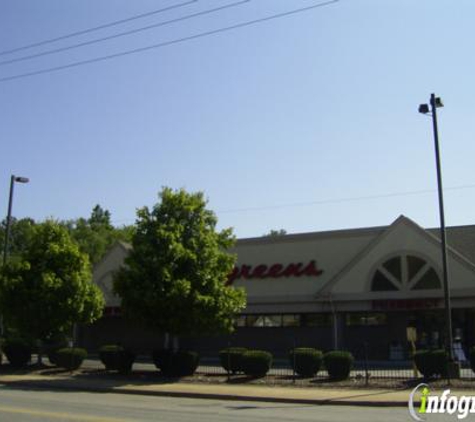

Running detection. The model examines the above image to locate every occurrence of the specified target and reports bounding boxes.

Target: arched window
[371,254,441,292]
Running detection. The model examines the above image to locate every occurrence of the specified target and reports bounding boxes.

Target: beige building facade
[82,216,475,359]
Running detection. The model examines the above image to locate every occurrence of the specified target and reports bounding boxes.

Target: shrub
[219,347,248,374]
[241,350,272,377]
[99,345,136,374]
[152,349,199,377]
[3,338,32,368]
[324,351,354,380]
[55,348,87,370]
[99,345,124,371]
[43,339,69,366]
[116,350,136,375]
[414,349,448,378]
[289,348,323,377]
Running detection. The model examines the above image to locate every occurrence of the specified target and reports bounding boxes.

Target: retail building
[81,216,475,359]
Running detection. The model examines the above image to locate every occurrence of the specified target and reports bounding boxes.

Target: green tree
[0,220,104,343]
[64,205,134,265]
[89,204,112,229]
[113,187,246,345]
[0,217,36,258]
[263,229,287,237]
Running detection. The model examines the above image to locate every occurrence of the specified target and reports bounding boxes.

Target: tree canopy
[263,229,287,237]
[0,220,104,341]
[1,205,134,266]
[113,187,246,337]
[0,217,36,258]
[63,205,134,265]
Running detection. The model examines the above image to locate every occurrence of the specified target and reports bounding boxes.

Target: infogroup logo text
[409,383,475,420]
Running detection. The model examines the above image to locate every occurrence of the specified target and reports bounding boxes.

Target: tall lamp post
[2,175,29,265]
[1,174,29,336]
[418,94,458,377]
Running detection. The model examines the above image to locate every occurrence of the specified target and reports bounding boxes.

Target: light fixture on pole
[1,174,29,336]
[418,94,459,378]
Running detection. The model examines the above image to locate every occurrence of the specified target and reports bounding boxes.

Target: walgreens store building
[84,216,475,359]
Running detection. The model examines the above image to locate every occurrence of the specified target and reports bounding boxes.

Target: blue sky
[1,0,475,238]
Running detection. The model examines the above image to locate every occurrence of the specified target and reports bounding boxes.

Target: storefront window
[282,314,301,327]
[264,315,282,327]
[346,312,387,326]
[247,315,282,327]
[304,313,332,327]
[234,315,247,327]
[240,314,332,328]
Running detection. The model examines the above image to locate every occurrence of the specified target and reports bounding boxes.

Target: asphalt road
[0,385,452,422]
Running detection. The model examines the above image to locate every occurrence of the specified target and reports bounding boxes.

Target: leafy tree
[263,229,287,237]
[89,204,112,229]
[113,187,246,344]
[0,220,104,343]
[63,205,134,265]
[0,217,36,259]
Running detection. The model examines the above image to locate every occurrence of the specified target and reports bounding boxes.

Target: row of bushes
[99,346,354,379]
[219,347,354,379]
[0,338,87,370]
[4,341,467,380]
[100,347,198,376]
[1,340,354,379]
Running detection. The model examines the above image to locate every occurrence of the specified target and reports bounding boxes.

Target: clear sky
[1,0,474,238]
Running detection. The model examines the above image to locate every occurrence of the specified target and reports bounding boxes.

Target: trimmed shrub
[44,339,69,366]
[55,348,87,370]
[241,350,273,377]
[219,347,248,374]
[323,351,354,380]
[152,349,199,377]
[414,349,448,378]
[289,348,323,377]
[99,345,124,371]
[99,345,136,374]
[116,350,136,375]
[3,338,32,368]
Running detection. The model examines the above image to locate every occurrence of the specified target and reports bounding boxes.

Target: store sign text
[372,298,440,311]
[227,260,324,285]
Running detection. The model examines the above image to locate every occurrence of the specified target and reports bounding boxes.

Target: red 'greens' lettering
[227,260,324,285]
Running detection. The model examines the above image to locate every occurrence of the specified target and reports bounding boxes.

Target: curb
[0,379,409,407]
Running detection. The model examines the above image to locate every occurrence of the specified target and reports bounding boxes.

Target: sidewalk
[0,371,431,407]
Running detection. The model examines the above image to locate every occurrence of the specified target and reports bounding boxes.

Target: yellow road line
[0,404,132,422]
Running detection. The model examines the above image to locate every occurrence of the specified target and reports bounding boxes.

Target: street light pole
[2,175,29,265]
[419,94,455,366]
[1,174,29,335]
[429,94,454,364]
